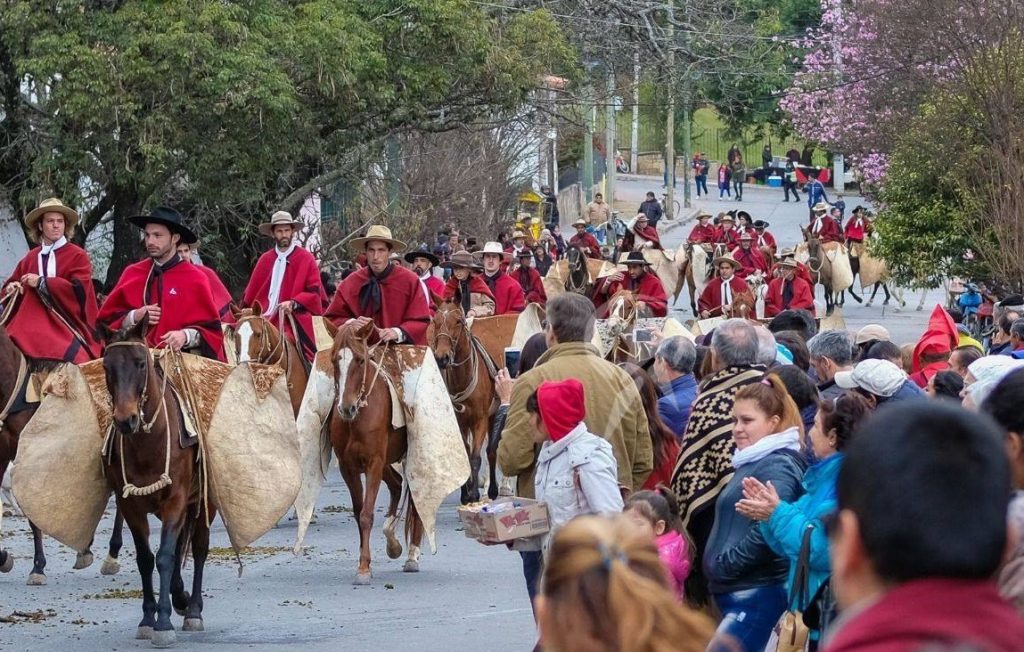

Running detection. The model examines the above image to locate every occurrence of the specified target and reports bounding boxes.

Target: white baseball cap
[834,359,907,397]
[855,324,891,345]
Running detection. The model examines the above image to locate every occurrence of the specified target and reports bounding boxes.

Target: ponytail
[734,373,805,438]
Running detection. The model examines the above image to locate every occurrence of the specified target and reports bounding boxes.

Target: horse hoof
[0,554,12,573]
[136,626,155,640]
[27,572,46,586]
[916,305,923,311]
[73,551,94,570]
[182,618,204,632]
[151,629,176,648]
[173,592,190,617]
[353,572,372,586]
[883,299,890,306]
[386,539,403,560]
[403,560,420,573]
[865,301,873,307]
[100,556,120,576]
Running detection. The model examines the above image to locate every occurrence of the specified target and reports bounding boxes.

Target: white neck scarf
[721,277,734,306]
[264,241,297,316]
[37,236,68,277]
[418,271,432,305]
[732,426,801,469]
[812,217,823,233]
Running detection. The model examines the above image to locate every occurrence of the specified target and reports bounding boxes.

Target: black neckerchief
[782,278,794,307]
[483,271,499,294]
[458,279,472,313]
[146,255,183,305]
[359,263,394,316]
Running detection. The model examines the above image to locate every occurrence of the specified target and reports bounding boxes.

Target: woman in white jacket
[528,378,624,551]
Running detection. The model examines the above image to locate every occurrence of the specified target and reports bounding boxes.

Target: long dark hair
[620,362,677,469]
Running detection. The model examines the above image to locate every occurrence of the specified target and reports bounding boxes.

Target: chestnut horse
[428,301,498,504]
[331,320,424,584]
[102,318,216,647]
[0,324,123,585]
[231,303,307,417]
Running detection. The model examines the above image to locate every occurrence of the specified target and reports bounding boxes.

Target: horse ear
[323,318,338,341]
[252,300,264,315]
[96,321,116,344]
[128,311,148,341]
[230,303,243,320]
[432,293,444,310]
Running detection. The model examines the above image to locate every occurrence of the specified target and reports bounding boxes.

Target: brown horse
[0,324,122,585]
[231,303,307,416]
[331,320,424,585]
[102,317,216,647]
[428,301,498,504]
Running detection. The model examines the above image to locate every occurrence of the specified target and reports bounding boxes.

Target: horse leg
[485,414,500,501]
[0,547,10,573]
[848,259,863,303]
[356,460,385,584]
[27,520,46,585]
[170,507,194,617]
[403,497,425,574]
[867,282,880,307]
[338,462,371,584]
[183,509,213,632]
[152,509,184,647]
[101,507,125,575]
[465,420,486,505]
[381,464,404,561]
[124,506,158,641]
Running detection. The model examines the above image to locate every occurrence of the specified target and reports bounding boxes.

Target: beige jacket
[497,342,653,498]
[586,201,611,225]
[468,292,495,317]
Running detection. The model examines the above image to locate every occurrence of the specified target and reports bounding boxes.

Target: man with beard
[595,251,667,318]
[511,250,547,307]
[242,211,325,362]
[325,225,431,345]
[2,198,102,363]
[405,246,445,311]
[568,218,602,259]
[474,242,526,315]
[99,206,224,359]
[764,258,816,318]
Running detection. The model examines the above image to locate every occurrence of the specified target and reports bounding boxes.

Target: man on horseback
[325,225,431,345]
[764,259,816,318]
[844,206,868,245]
[698,254,750,319]
[771,248,814,286]
[2,198,102,363]
[406,247,445,311]
[621,214,662,251]
[242,211,325,361]
[511,250,547,307]
[595,252,668,318]
[712,213,741,249]
[569,218,603,259]
[753,220,777,254]
[505,230,535,269]
[806,202,842,243]
[99,206,225,360]
[475,242,526,315]
[687,210,717,244]
[177,240,234,325]
[442,251,494,317]
[730,232,770,280]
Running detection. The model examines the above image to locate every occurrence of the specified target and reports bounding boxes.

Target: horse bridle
[430,308,475,368]
[342,331,390,417]
[105,340,169,434]
[565,249,589,294]
[429,307,480,410]
[237,314,296,388]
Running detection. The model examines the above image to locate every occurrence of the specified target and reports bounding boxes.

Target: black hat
[404,246,439,267]
[621,251,652,266]
[753,220,770,229]
[736,210,752,222]
[128,206,197,244]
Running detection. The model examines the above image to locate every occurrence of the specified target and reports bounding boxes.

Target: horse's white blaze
[335,348,353,411]
[236,321,253,363]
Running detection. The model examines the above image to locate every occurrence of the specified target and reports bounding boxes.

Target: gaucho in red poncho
[242,211,326,362]
[98,207,224,360]
[595,251,668,318]
[325,225,431,345]
[475,242,526,315]
[2,198,102,363]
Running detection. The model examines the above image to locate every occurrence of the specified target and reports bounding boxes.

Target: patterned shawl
[670,364,765,530]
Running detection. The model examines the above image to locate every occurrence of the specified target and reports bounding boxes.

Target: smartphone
[634,329,653,343]
[504,347,522,378]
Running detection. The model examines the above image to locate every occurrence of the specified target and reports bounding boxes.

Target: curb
[658,207,699,238]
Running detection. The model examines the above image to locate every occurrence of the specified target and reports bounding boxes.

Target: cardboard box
[458,497,550,543]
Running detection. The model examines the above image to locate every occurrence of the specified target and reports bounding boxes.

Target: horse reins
[347,332,390,416]
[238,314,294,388]
[0,283,23,327]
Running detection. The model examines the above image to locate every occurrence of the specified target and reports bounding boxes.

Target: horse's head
[100,316,155,435]
[428,301,467,369]
[232,302,280,364]
[565,247,590,294]
[333,320,375,421]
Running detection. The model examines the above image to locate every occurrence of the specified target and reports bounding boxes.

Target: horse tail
[178,503,199,569]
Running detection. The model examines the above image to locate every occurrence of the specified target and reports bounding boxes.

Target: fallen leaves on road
[0,609,57,624]
[82,588,144,600]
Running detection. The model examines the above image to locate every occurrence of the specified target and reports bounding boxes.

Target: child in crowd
[624,487,693,602]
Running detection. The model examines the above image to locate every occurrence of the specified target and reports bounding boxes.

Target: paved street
[0,473,537,651]
[616,175,946,345]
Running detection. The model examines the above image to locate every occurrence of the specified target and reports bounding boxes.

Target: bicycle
[661,193,682,220]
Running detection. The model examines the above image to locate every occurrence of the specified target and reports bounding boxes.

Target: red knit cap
[537,378,586,441]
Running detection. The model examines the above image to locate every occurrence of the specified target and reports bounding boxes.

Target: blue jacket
[888,379,926,403]
[761,453,843,610]
[657,374,698,438]
[806,179,829,208]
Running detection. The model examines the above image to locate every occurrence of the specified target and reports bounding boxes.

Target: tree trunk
[104,189,144,288]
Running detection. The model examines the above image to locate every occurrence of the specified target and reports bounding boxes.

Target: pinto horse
[428,301,498,503]
[102,317,215,647]
[0,324,123,585]
[231,303,308,417]
[331,320,424,585]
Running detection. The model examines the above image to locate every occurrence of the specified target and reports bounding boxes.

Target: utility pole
[664,5,676,220]
[583,87,595,202]
[630,50,640,174]
[605,69,616,211]
[680,0,692,209]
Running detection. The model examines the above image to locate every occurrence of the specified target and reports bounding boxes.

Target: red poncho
[3,242,102,363]
[481,271,526,315]
[714,227,741,248]
[243,246,325,361]
[598,271,668,318]
[623,224,662,250]
[98,257,225,360]
[809,216,843,243]
[698,276,749,316]
[513,266,547,306]
[687,224,716,243]
[193,263,234,325]
[844,217,867,242]
[325,264,430,345]
[421,274,446,310]
[730,246,771,279]
[764,276,816,317]
[568,232,603,259]
[755,231,777,250]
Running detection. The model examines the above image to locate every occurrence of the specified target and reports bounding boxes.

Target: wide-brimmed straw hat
[776,247,796,260]
[719,213,735,223]
[258,210,304,237]
[812,201,830,212]
[777,258,799,269]
[404,247,439,267]
[696,209,713,220]
[511,230,527,240]
[349,225,406,253]
[24,198,80,241]
[739,232,754,240]
[572,218,587,227]
[474,241,511,260]
[445,250,481,270]
[128,206,197,244]
[713,254,740,269]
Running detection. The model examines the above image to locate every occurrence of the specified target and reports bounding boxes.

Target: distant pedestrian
[638,191,664,227]
[718,164,732,199]
[727,143,742,165]
[805,171,829,220]
[693,152,710,198]
[586,192,611,226]
[761,144,772,172]
[731,157,746,201]
[783,161,800,202]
